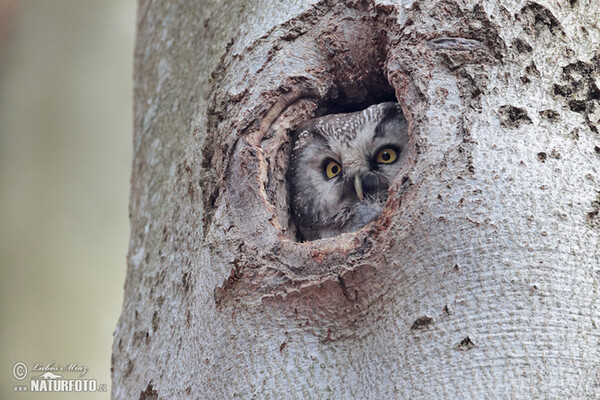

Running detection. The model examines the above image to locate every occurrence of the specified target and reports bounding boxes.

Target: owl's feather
[288,102,408,241]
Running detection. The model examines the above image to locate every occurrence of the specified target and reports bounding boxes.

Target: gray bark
[113,0,600,398]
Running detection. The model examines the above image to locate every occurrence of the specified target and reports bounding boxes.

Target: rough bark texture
[113,0,600,398]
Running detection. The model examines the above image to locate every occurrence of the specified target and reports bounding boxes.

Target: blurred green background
[0,0,135,398]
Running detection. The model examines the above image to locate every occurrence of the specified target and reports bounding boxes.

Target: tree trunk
[113,0,600,398]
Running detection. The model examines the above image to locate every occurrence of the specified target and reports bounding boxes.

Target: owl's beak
[354,175,364,201]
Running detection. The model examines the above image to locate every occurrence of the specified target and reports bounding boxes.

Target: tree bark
[113,0,600,398]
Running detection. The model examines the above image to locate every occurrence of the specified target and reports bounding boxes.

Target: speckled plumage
[289,102,409,241]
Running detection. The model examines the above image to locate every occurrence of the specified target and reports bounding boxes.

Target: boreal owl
[288,102,409,241]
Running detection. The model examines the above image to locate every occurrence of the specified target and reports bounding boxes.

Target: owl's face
[289,102,409,241]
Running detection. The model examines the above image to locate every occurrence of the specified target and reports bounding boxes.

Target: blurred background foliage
[0,0,135,398]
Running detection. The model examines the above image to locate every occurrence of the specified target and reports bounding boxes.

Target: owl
[288,102,409,241]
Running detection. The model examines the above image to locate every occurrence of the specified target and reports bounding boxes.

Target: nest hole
[314,80,398,116]
[259,13,412,243]
[278,76,406,242]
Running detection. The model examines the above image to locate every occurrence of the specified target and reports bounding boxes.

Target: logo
[34,372,62,379]
[11,362,107,393]
[12,362,27,380]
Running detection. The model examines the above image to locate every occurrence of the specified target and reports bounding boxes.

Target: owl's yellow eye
[376,147,398,164]
[325,160,342,179]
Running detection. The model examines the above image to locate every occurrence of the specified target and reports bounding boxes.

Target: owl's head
[289,102,409,241]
